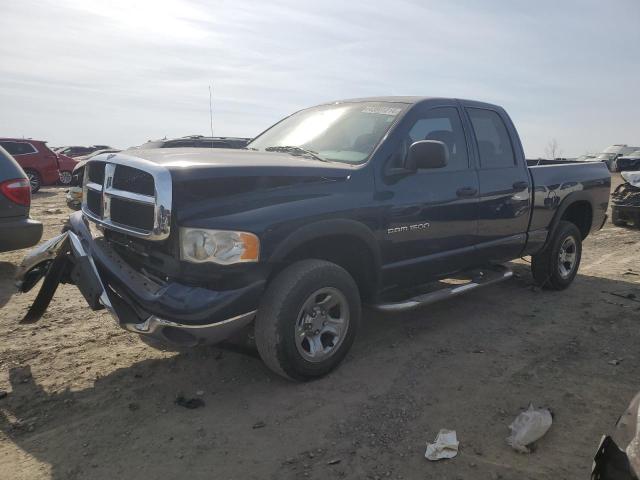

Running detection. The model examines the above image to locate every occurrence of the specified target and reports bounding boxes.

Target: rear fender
[541,191,594,250]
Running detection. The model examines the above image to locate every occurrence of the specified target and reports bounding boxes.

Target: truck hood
[120,147,355,172]
[109,148,357,218]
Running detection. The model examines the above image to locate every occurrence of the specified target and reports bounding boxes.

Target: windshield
[248,102,407,164]
[596,152,616,160]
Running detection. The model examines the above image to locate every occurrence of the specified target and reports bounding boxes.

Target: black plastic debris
[175,395,205,409]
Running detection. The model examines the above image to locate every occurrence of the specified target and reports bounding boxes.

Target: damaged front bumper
[612,172,640,227]
[16,212,261,348]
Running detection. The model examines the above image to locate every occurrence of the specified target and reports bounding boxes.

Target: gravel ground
[1,177,639,480]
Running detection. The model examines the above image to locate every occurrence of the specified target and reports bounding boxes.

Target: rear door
[377,103,480,285]
[462,104,531,262]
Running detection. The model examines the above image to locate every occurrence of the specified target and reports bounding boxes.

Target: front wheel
[531,220,582,290]
[255,259,361,381]
[59,170,73,185]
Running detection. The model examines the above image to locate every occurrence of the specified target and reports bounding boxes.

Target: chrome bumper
[123,310,257,348]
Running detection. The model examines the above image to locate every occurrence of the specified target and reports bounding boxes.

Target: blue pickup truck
[17,97,610,380]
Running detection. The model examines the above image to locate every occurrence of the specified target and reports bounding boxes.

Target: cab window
[394,107,469,171]
[467,108,516,168]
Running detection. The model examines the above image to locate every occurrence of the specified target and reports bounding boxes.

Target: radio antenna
[208,84,214,145]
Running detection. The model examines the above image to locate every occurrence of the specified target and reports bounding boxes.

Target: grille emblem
[102,163,116,221]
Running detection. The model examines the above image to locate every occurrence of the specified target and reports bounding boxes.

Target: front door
[376,104,480,286]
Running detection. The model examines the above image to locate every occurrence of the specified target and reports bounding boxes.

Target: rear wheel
[255,259,361,381]
[59,170,72,185]
[24,170,41,193]
[532,220,582,290]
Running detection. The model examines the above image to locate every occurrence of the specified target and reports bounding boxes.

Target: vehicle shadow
[0,262,17,309]
[1,266,639,479]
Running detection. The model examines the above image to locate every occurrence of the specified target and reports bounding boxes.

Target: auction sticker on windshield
[361,106,403,116]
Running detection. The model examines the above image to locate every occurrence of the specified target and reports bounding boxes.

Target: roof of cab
[321,96,503,110]
[335,96,436,104]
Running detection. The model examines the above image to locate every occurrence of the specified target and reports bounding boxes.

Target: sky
[1,0,638,158]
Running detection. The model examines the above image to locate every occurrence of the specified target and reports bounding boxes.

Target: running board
[372,265,513,313]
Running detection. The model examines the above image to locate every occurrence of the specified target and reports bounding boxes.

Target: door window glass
[468,108,516,168]
[396,107,469,171]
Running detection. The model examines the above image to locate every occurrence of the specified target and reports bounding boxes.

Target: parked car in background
[0,138,60,192]
[616,150,640,172]
[134,135,251,150]
[596,145,640,172]
[55,145,114,158]
[612,171,640,228]
[73,148,121,163]
[0,146,42,252]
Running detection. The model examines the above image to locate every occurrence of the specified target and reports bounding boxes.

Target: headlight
[180,228,260,264]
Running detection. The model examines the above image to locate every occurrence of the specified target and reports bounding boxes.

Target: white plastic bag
[506,404,552,453]
[425,429,459,460]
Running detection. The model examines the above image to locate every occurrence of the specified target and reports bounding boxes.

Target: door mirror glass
[407,140,448,170]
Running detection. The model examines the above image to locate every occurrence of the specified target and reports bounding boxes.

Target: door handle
[456,186,478,198]
[512,181,529,191]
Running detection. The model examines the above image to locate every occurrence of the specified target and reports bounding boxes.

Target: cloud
[1,0,638,155]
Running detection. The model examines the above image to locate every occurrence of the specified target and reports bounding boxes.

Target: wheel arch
[544,192,595,249]
[269,219,382,302]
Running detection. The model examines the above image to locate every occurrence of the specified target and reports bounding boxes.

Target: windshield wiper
[264,145,327,162]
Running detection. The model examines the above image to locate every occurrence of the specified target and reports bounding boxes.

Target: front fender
[270,218,381,268]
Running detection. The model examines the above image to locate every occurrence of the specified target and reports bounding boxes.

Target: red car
[0,138,72,192]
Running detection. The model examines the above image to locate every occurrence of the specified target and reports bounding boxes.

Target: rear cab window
[467,108,516,168]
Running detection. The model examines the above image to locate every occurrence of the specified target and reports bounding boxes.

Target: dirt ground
[1,176,639,480]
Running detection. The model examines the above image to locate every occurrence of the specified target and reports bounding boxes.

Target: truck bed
[527,160,611,235]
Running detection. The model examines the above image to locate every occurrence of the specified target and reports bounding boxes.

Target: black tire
[59,170,73,185]
[255,259,361,381]
[531,220,582,290]
[24,169,41,193]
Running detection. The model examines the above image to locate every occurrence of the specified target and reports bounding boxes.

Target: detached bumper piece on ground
[16,211,259,348]
[612,172,640,228]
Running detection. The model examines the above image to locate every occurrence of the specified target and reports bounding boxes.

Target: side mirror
[406,140,448,170]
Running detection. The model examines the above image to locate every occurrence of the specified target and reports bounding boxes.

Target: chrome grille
[81,154,172,241]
